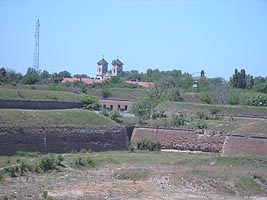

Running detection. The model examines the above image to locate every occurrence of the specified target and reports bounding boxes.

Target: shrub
[128,142,135,153]
[81,94,101,110]
[200,93,211,104]
[136,138,161,151]
[109,110,122,123]
[152,111,167,119]
[15,151,41,157]
[246,95,267,107]
[39,154,63,172]
[196,112,209,120]
[227,94,240,105]
[101,86,112,98]
[171,113,186,127]
[210,108,220,115]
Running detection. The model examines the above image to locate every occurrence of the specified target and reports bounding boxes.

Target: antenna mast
[33,18,40,71]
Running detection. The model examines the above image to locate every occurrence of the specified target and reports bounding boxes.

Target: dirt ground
[1,161,267,200]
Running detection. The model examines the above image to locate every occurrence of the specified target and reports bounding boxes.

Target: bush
[136,138,161,151]
[196,112,209,120]
[171,113,186,127]
[39,154,63,172]
[152,111,167,119]
[101,86,112,98]
[227,94,240,105]
[15,151,41,157]
[246,95,267,107]
[200,93,211,104]
[109,110,122,123]
[81,94,101,110]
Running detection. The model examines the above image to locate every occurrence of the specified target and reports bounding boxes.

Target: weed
[0,173,4,182]
[115,169,152,182]
[15,151,41,157]
[136,138,161,151]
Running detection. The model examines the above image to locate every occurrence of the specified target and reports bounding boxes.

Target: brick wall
[131,127,226,153]
[0,126,129,155]
[222,135,267,155]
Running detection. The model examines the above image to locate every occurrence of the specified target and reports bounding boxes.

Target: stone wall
[131,126,226,153]
[222,135,267,155]
[0,99,82,110]
[0,126,129,155]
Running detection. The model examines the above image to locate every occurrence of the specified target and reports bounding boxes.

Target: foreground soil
[1,151,267,200]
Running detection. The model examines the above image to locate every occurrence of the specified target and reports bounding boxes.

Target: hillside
[0,88,83,102]
[88,88,148,100]
[0,109,120,127]
[156,101,267,117]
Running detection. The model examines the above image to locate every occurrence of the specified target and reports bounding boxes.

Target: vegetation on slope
[0,88,83,102]
[0,109,120,127]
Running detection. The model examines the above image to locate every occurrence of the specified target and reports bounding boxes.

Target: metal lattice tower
[33,18,40,70]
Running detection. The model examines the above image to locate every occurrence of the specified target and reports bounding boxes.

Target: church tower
[96,58,108,79]
[111,58,123,77]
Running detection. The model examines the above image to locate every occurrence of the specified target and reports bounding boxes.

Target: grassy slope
[0,109,120,127]
[88,88,148,100]
[157,101,267,117]
[0,88,82,102]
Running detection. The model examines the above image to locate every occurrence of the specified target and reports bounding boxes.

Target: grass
[88,88,149,100]
[0,88,83,102]
[0,109,120,127]
[157,101,267,117]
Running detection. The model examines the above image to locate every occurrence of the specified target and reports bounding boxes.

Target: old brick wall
[131,127,226,153]
[222,135,267,155]
[0,126,129,155]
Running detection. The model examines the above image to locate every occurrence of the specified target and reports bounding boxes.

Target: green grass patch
[0,88,82,102]
[89,88,148,100]
[0,109,120,127]
[115,168,152,181]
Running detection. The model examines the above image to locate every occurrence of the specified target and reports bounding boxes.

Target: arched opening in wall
[124,105,128,110]
[103,105,106,109]
[117,105,121,110]
[110,105,113,110]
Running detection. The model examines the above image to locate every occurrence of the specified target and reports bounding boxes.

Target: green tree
[131,97,156,120]
[81,94,101,110]
[59,70,72,78]
[150,77,182,101]
[101,86,112,98]
[22,67,40,84]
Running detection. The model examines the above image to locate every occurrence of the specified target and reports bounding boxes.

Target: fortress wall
[222,135,267,155]
[131,127,226,153]
[0,99,82,110]
[0,126,129,155]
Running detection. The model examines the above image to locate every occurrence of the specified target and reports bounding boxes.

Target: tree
[101,86,112,98]
[58,70,72,78]
[131,96,156,120]
[150,77,182,101]
[81,94,101,111]
[22,67,40,84]
[232,68,248,89]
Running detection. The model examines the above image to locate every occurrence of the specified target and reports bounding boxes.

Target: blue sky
[0,0,267,79]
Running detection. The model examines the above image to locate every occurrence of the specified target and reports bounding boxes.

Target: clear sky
[1,0,267,79]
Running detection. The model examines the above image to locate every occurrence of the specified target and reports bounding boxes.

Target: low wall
[0,126,128,155]
[0,99,82,110]
[131,127,226,153]
[222,135,267,155]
